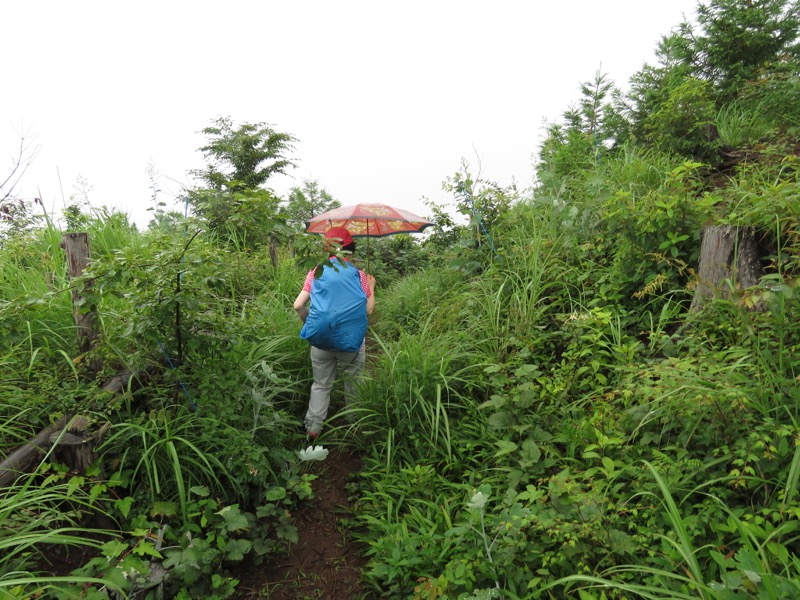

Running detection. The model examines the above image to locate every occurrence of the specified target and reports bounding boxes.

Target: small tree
[536,71,628,204]
[284,179,340,224]
[643,77,720,162]
[190,116,297,193]
[187,117,297,256]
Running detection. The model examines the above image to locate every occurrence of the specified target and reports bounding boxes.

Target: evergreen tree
[692,0,800,101]
[536,70,627,197]
[627,0,799,160]
[284,179,340,224]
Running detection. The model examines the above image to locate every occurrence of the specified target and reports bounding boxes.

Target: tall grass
[100,407,247,518]
[467,203,575,362]
[346,322,484,469]
[353,462,468,597]
[715,100,773,148]
[602,144,682,194]
[371,265,469,341]
[0,469,122,596]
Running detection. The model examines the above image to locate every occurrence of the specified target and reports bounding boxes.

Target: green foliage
[644,77,721,162]
[353,462,468,597]
[3,7,800,594]
[369,263,466,342]
[351,325,485,469]
[191,187,291,250]
[0,466,123,597]
[627,0,800,160]
[537,70,629,190]
[186,116,297,251]
[100,408,247,515]
[361,234,431,287]
[68,477,309,599]
[691,0,800,102]
[738,58,800,135]
[190,116,297,192]
[283,178,340,224]
[429,161,514,274]
[717,154,800,230]
[714,100,773,149]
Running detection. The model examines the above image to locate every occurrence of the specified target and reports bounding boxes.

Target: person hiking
[293,226,376,440]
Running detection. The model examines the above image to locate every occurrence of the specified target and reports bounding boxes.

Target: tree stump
[49,431,95,475]
[47,416,107,476]
[690,225,764,312]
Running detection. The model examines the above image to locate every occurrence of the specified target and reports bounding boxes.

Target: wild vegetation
[1,0,799,598]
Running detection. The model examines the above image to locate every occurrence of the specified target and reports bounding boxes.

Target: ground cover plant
[1,1,799,598]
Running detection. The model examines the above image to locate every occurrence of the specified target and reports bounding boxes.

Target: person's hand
[366,274,376,290]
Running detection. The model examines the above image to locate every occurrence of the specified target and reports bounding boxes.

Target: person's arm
[366,274,376,315]
[293,290,311,322]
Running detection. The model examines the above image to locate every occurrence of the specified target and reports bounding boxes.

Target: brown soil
[236,447,368,599]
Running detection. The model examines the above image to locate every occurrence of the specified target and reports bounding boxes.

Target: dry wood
[0,414,113,485]
[690,225,764,312]
[101,368,135,394]
[61,232,99,359]
[49,431,95,475]
[0,415,72,486]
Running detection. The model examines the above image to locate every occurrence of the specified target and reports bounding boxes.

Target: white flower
[298,445,329,462]
[467,490,489,511]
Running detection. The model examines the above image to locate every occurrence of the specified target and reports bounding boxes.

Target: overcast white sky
[4,1,699,229]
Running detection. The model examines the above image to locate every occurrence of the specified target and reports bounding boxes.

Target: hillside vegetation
[1,1,799,598]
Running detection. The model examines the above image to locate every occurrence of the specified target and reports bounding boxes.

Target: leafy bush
[644,78,721,163]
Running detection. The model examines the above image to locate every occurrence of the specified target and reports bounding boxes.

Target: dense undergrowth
[2,1,800,598]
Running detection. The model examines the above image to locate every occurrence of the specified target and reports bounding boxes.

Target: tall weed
[0,468,122,596]
[715,100,773,148]
[349,325,484,469]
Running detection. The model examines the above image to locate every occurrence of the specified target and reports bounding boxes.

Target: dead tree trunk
[61,232,101,373]
[690,225,764,312]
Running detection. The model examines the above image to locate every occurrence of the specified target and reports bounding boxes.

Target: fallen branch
[0,367,147,487]
[0,414,74,487]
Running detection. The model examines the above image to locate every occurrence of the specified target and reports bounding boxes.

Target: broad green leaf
[494,440,517,457]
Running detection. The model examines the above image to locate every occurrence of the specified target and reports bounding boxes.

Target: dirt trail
[237,447,367,599]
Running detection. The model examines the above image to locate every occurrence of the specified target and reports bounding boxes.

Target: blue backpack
[300,259,368,352]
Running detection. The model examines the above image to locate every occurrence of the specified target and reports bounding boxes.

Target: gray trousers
[305,345,365,435]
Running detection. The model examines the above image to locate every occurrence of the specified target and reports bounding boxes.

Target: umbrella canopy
[305,202,434,237]
[305,202,434,273]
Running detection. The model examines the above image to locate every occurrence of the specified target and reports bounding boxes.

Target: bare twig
[1,122,41,202]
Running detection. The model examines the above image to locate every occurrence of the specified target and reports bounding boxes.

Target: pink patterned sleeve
[359,271,372,297]
[302,269,315,292]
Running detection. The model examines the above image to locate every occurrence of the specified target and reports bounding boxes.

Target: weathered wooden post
[61,232,101,372]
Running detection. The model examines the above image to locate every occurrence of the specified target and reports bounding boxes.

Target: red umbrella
[306,202,434,271]
[305,202,433,237]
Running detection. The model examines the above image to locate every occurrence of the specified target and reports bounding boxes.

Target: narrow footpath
[237,447,367,599]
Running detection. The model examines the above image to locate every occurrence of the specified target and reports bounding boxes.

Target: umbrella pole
[366,218,370,273]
